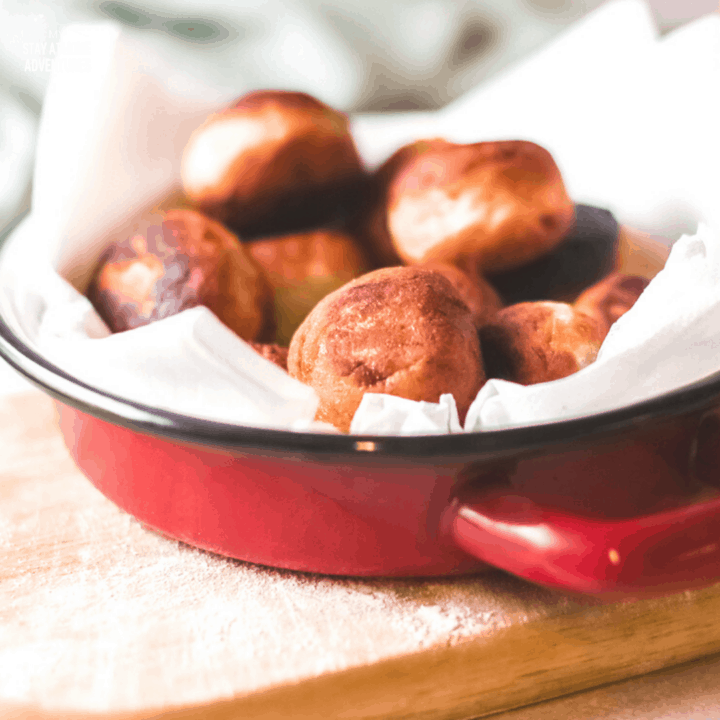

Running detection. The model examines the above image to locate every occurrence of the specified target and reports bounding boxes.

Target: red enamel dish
[3,221,720,598]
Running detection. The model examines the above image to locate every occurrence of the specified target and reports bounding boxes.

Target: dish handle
[446,490,720,596]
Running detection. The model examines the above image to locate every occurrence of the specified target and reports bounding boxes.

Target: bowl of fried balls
[87,90,643,433]
[4,89,720,597]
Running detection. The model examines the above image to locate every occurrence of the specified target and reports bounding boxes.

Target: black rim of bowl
[2,212,720,459]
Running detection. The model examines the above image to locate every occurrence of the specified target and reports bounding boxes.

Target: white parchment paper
[0,0,718,433]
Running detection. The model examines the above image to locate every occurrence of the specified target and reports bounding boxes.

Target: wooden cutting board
[3,391,720,720]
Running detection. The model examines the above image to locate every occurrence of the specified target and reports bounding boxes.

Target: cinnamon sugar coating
[288,266,485,432]
[87,209,273,340]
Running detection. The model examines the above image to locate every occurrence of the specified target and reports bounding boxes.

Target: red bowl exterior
[55,396,720,580]
[57,402,480,576]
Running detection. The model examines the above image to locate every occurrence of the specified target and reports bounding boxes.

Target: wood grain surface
[3,391,720,720]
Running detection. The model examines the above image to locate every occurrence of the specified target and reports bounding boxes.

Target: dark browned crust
[87,209,274,341]
[288,266,485,433]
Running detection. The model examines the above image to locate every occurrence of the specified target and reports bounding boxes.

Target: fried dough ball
[574,272,649,335]
[288,266,486,432]
[247,229,370,344]
[420,262,503,328]
[366,138,575,274]
[87,209,273,340]
[181,90,365,236]
[479,302,604,386]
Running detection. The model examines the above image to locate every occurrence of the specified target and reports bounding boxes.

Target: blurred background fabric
[0,0,716,235]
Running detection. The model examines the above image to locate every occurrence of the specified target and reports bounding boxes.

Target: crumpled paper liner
[0,0,718,433]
